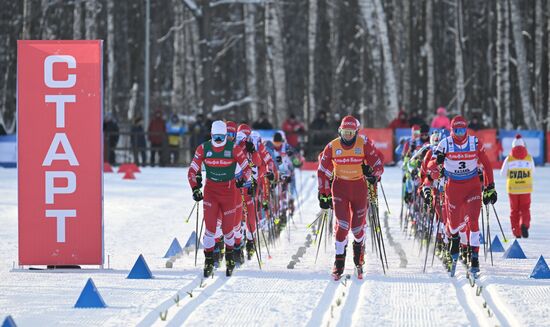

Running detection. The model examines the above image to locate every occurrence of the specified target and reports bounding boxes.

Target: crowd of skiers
[188,113,534,280]
[187,120,304,277]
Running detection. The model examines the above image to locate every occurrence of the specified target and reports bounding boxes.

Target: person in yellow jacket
[500,134,535,238]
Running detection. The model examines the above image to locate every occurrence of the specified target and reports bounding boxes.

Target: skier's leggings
[332,178,369,255]
[444,177,482,249]
[202,180,238,252]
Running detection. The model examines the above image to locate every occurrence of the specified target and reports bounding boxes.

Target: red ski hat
[237,123,252,136]
[450,115,468,143]
[411,124,421,138]
[226,121,237,134]
[339,115,359,131]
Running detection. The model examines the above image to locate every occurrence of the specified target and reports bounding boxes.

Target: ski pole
[253,194,263,266]
[379,181,391,215]
[485,204,494,266]
[491,204,508,243]
[423,209,434,273]
[194,204,203,267]
[314,210,327,264]
[481,203,487,260]
[185,202,198,223]
[431,213,441,267]
[244,193,262,270]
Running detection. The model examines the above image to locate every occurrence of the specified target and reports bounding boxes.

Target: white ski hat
[512,134,525,148]
[211,120,227,135]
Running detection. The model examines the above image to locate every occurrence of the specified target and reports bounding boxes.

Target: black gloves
[235,178,246,188]
[318,193,332,209]
[404,192,413,204]
[245,141,255,153]
[362,164,377,184]
[196,174,203,188]
[436,151,445,165]
[422,187,432,208]
[276,156,282,164]
[265,171,275,181]
[192,186,203,202]
[483,183,498,205]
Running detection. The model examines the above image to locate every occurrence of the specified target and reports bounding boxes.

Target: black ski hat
[273,132,283,142]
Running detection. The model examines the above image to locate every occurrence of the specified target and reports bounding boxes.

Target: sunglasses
[453,128,467,136]
[212,134,226,142]
[227,132,236,139]
[339,128,356,138]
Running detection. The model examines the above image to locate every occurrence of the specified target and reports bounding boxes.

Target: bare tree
[265,1,287,126]
[106,0,115,114]
[307,0,318,124]
[171,0,185,113]
[22,0,32,39]
[454,0,465,115]
[509,0,536,128]
[244,4,259,121]
[425,0,435,113]
[372,0,399,124]
[85,0,99,39]
[496,0,511,129]
[534,0,544,129]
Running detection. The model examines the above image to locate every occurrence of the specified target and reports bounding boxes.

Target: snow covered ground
[1,166,550,326]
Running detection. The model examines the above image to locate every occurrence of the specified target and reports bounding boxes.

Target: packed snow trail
[1,168,550,326]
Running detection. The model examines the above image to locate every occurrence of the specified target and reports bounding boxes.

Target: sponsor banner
[470,129,499,167]
[17,40,103,265]
[359,128,393,164]
[499,130,544,166]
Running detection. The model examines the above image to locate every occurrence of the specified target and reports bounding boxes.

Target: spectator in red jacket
[282,114,305,149]
[148,109,166,166]
[388,111,410,130]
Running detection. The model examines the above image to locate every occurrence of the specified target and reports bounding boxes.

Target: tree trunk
[185,9,200,114]
[265,1,287,126]
[534,0,544,129]
[73,0,82,39]
[509,0,536,128]
[496,0,511,129]
[85,0,98,39]
[425,0,435,114]
[454,0,465,116]
[244,4,259,121]
[307,0,318,124]
[22,0,32,39]
[106,0,115,115]
[40,0,54,39]
[372,0,399,124]
[359,0,383,125]
[171,0,185,114]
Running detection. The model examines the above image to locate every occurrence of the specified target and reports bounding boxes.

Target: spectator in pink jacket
[430,107,451,130]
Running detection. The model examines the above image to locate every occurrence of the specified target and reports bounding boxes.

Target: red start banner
[359,128,394,164]
[17,40,103,266]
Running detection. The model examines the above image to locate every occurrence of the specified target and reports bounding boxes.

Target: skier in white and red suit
[317,115,384,279]
[232,123,265,261]
[188,120,252,277]
[212,120,240,266]
[427,115,497,276]
[250,131,278,210]
[420,130,447,251]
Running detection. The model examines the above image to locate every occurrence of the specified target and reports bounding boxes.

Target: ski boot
[469,254,480,279]
[225,249,235,277]
[353,241,365,280]
[521,224,529,238]
[449,234,460,277]
[204,251,215,278]
[246,239,255,261]
[459,245,471,266]
[213,240,222,268]
[332,251,346,281]
[234,243,243,267]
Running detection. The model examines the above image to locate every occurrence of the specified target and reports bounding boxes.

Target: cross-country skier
[500,134,534,238]
[188,120,252,277]
[317,115,384,280]
[428,115,497,278]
